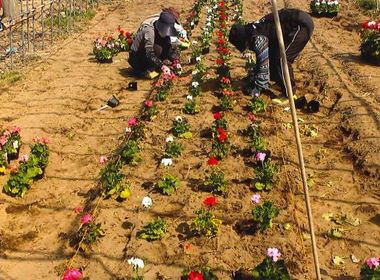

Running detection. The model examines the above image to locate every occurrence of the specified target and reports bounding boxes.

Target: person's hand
[162,59,172,66]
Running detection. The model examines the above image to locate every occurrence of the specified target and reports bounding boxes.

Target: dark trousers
[269,24,313,96]
[128,44,164,74]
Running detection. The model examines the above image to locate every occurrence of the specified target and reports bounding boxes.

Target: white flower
[161,158,173,166]
[192,40,198,45]
[195,56,201,62]
[175,116,183,122]
[125,127,132,133]
[206,22,212,27]
[165,135,174,142]
[141,196,152,208]
[186,95,193,101]
[192,81,199,88]
[13,140,19,149]
[128,257,144,270]
[207,8,212,13]
[192,69,199,75]
[190,21,195,26]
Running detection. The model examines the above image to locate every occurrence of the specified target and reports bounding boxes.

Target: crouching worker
[229,9,314,100]
[128,11,180,78]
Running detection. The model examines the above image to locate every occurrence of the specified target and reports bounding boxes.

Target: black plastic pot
[201,47,210,55]
[128,81,138,91]
[107,95,120,108]
[97,57,113,63]
[295,96,308,109]
[307,100,320,113]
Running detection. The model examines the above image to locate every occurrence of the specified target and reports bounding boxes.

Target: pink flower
[366,257,380,269]
[255,152,266,162]
[128,117,138,127]
[0,136,8,146]
[161,65,171,75]
[11,126,21,134]
[20,154,29,162]
[144,100,154,108]
[80,213,92,225]
[73,206,83,214]
[247,113,256,122]
[155,79,164,88]
[9,164,18,173]
[99,155,108,164]
[41,137,49,144]
[251,194,261,204]
[62,268,83,280]
[267,247,281,262]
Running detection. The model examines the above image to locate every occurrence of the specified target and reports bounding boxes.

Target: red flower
[216,31,224,37]
[217,127,228,142]
[222,88,234,96]
[218,38,225,45]
[216,58,225,65]
[213,112,222,120]
[207,157,219,166]
[220,13,226,21]
[188,271,204,280]
[218,1,225,8]
[203,196,217,208]
[220,77,230,84]
[127,38,133,45]
[247,113,257,122]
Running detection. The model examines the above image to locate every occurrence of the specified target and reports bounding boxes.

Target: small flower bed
[93,35,118,63]
[360,21,380,64]
[3,137,49,197]
[310,0,340,17]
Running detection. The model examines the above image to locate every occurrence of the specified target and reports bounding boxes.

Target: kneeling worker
[129,11,180,78]
[229,8,314,100]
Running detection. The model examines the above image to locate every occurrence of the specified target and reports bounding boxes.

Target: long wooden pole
[269,1,321,279]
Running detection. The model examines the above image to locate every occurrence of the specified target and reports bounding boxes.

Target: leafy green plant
[254,160,277,191]
[172,117,192,138]
[219,95,234,111]
[153,88,169,101]
[77,222,105,251]
[252,201,279,231]
[211,127,230,159]
[120,140,141,166]
[251,256,290,279]
[137,218,167,241]
[0,152,7,174]
[356,0,377,10]
[157,174,180,195]
[204,169,228,193]
[130,122,146,141]
[99,161,125,198]
[141,104,158,121]
[192,207,221,238]
[251,135,267,152]
[249,97,267,114]
[183,101,200,115]
[3,133,21,159]
[164,141,183,158]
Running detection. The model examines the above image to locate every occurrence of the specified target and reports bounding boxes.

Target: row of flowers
[3,136,49,197]
[93,26,134,63]
[310,0,340,16]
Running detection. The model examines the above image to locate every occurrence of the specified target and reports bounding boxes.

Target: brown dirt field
[0,0,379,279]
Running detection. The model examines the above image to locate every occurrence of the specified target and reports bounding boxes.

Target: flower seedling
[251,248,290,279]
[172,117,192,138]
[191,196,221,237]
[204,169,228,194]
[164,141,183,158]
[182,266,218,280]
[361,257,380,279]
[157,174,180,195]
[120,139,141,166]
[141,100,158,121]
[249,96,267,114]
[137,218,167,241]
[252,200,280,231]
[253,160,278,191]
[183,101,201,115]
[76,220,105,251]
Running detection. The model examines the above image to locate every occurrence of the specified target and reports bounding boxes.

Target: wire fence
[0,0,99,71]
